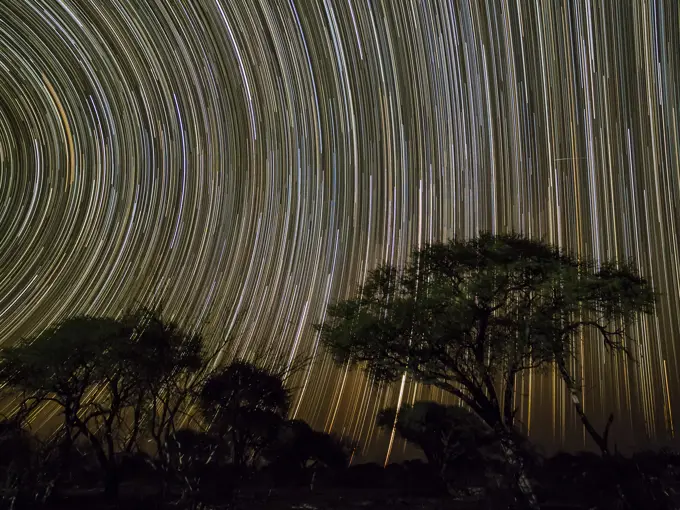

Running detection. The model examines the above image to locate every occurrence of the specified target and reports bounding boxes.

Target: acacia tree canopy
[199,361,290,469]
[320,233,655,507]
[0,309,208,498]
[321,233,655,431]
[377,402,495,478]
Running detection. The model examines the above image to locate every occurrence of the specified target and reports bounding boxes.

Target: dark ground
[37,485,603,510]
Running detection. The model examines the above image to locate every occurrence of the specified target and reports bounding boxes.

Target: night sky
[0,1,679,462]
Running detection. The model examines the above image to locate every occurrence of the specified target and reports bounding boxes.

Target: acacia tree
[377,402,496,487]
[0,317,137,497]
[0,310,210,499]
[267,419,349,475]
[320,233,655,509]
[199,361,290,470]
[121,309,207,466]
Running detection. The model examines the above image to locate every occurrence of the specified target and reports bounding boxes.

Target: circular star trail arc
[1,0,679,460]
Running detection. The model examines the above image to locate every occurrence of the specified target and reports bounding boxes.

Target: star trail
[0,0,679,461]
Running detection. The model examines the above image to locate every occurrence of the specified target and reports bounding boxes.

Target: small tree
[320,233,655,509]
[120,309,207,467]
[199,361,290,470]
[266,419,349,484]
[164,428,234,508]
[377,402,496,489]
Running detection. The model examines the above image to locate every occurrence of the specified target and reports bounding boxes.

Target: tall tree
[121,309,207,466]
[320,233,655,508]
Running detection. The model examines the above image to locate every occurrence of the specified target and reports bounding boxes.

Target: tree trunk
[476,401,540,510]
[557,361,611,455]
[59,429,74,475]
[60,413,78,465]
[497,433,540,510]
[78,422,120,499]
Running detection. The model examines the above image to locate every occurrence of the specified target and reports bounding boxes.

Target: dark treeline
[0,234,678,509]
[0,308,352,509]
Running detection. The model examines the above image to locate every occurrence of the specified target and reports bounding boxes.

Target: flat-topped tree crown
[0,309,209,498]
[0,316,129,399]
[320,232,655,446]
[199,361,291,468]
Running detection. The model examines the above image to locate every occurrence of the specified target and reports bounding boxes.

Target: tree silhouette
[199,361,290,470]
[377,402,496,491]
[0,317,136,497]
[0,310,212,499]
[266,419,349,485]
[164,428,235,507]
[320,233,655,509]
[119,309,207,470]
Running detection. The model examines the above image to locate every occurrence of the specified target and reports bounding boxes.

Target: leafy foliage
[321,233,656,508]
[0,316,138,496]
[267,419,349,474]
[0,309,210,498]
[377,402,495,478]
[321,232,655,436]
[199,361,290,468]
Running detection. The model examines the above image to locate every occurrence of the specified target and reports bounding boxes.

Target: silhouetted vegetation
[264,419,350,486]
[0,234,675,509]
[377,402,501,495]
[200,361,291,471]
[320,233,657,508]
